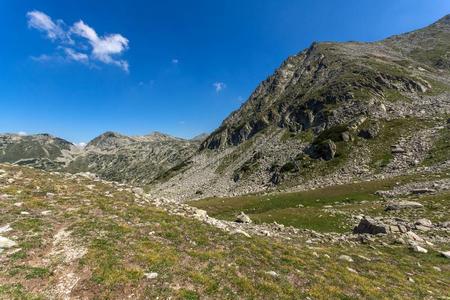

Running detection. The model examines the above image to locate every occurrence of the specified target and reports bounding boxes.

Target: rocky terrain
[0,164,449,299]
[0,131,201,186]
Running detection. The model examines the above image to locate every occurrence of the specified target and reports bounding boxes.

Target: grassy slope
[190,171,450,233]
[0,165,449,299]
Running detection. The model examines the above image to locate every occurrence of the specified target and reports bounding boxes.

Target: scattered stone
[440,251,450,259]
[433,266,441,272]
[341,131,351,142]
[0,225,12,234]
[440,221,450,228]
[233,229,251,238]
[385,201,423,211]
[194,209,208,219]
[411,188,436,195]
[415,218,432,227]
[411,245,428,254]
[0,236,17,249]
[338,255,354,262]
[405,231,424,242]
[132,187,144,196]
[391,145,406,154]
[265,271,279,278]
[144,272,158,279]
[357,255,371,262]
[20,211,30,215]
[41,210,52,216]
[235,212,252,224]
[347,267,358,274]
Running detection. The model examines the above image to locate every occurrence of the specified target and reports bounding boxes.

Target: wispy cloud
[30,54,56,62]
[27,10,129,72]
[17,131,27,136]
[27,10,68,41]
[213,82,226,92]
[63,47,89,63]
[71,20,129,72]
[172,58,179,64]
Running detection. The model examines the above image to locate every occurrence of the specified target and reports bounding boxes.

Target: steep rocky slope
[151,14,450,201]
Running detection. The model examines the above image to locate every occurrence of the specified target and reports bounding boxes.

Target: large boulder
[353,217,390,234]
[358,121,380,139]
[316,139,337,161]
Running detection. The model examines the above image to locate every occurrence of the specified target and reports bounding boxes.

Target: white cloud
[63,48,89,63]
[71,20,129,72]
[17,131,27,136]
[27,10,129,72]
[172,58,179,64]
[30,54,55,62]
[213,82,226,92]
[26,11,68,42]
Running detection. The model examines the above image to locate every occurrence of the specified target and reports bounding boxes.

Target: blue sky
[0,1,449,144]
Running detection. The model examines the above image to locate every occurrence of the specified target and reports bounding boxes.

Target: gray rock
[265,271,279,277]
[0,236,16,249]
[353,217,389,234]
[144,272,158,279]
[440,251,450,259]
[385,201,423,211]
[411,188,436,195]
[358,122,380,139]
[235,212,252,224]
[415,218,433,227]
[341,131,351,142]
[317,140,337,161]
[411,245,428,253]
[338,255,354,262]
[391,145,406,154]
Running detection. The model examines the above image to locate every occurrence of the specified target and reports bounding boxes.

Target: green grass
[190,170,450,233]
[422,125,450,166]
[190,175,424,232]
[367,118,433,170]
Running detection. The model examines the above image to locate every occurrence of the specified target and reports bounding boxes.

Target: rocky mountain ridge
[0,131,201,185]
[1,14,449,201]
[152,14,450,201]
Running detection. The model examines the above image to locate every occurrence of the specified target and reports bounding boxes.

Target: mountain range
[1,15,449,201]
